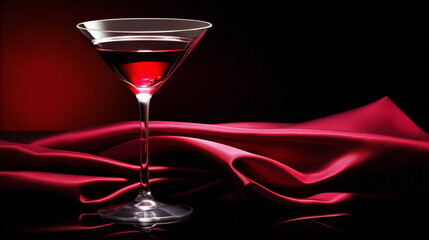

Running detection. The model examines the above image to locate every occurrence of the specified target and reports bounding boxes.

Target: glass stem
[135,93,153,201]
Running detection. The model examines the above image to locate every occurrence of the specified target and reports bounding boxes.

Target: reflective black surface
[2,132,429,238]
[2,194,429,239]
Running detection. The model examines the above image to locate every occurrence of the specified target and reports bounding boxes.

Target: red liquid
[95,36,191,94]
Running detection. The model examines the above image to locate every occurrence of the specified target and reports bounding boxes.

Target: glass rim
[76,17,212,34]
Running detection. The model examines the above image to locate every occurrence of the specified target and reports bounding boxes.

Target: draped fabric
[1,97,429,208]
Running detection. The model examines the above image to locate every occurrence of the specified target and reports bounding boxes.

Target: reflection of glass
[77,18,211,227]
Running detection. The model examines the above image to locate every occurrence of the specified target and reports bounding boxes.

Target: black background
[0,0,428,131]
[144,1,426,130]
[150,1,429,131]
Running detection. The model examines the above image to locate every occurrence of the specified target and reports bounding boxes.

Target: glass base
[98,194,192,231]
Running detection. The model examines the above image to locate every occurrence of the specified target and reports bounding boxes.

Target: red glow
[0,0,136,131]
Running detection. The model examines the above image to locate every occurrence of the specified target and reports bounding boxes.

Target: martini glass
[77,18,211,229]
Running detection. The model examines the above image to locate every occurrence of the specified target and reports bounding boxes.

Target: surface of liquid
[95,36,191,94]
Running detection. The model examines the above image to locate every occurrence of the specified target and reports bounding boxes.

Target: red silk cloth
[1,97,428,206]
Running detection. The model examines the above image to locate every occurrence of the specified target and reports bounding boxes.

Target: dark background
[0,0,428,132]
